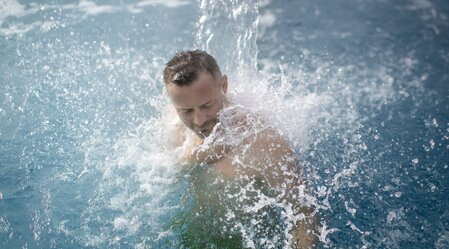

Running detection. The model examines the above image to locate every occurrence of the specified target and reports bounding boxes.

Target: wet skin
[166,72,228,139]
[166,72,318,248]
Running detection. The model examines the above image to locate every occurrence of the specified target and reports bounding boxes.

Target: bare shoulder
[218,105,268,141]
[220,105,296,165]
[162,111,198,165]
[171,121,189,148]
[243,127,296,165]
[233,125,304,188]
[160,106,187,148]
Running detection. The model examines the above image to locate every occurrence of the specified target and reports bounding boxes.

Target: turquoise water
[1,0,448,248]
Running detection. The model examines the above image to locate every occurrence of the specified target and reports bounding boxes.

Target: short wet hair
[163,50,221,86]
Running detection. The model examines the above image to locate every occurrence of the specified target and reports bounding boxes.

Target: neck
[195,135,205,145]
[223,95,231,107]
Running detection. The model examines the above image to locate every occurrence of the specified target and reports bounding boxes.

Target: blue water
[1,0,448,248]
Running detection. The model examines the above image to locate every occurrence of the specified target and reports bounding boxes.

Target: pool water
[1,0,448,248]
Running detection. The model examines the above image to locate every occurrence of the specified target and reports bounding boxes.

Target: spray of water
[2,0,448,248]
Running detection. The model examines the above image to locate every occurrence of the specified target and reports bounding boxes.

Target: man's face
[166,72,228,138]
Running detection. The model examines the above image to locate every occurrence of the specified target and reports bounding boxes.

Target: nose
[193,110,208,127]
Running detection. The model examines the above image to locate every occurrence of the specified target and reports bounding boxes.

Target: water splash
[1,0,448,248]
[196,0,260,86]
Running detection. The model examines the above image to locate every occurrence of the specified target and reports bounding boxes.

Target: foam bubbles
[436,230,449,249]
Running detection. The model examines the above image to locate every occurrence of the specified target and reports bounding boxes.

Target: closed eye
[201,101,214,109]
[178,109,193,114]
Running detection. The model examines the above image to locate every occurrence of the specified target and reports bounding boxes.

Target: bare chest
[209,156,237,179]
[209,154,258,181]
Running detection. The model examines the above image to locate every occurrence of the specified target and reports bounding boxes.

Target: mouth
[195,123,215,137]
[197,128,211,137]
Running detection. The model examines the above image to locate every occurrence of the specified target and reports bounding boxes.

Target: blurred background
[1,0,448,248]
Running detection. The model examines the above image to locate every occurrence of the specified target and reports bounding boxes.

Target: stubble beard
[193,118,219,138]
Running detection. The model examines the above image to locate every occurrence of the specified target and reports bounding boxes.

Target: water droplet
[432,118,439,127]
[430,184,436,192]
[318,186,327,196]
[429,139,435,149]
[387,211,397,223]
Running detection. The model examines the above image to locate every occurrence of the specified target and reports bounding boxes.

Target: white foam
[436,230,449,249]
[137,0,191,8]
[0,216,10,234]
[317,221,339,244]
[259,0,272,8]
[344,201,357,217]
[346,221,365,234]
[409,0,434,10]
[259,10,276,27]
[78,0,119,16]
[0,0,192,37]
[113,217,137,233]
[0,0,26,21]
[0,21,35,36]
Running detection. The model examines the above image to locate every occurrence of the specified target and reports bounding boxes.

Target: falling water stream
[1,0,448,248]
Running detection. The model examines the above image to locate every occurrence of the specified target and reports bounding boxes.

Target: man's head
[164,50,228,138]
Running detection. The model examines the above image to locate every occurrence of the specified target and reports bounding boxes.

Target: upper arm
[243,128,305,198]
[244,128,318,246]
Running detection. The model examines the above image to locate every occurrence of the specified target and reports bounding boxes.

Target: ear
[221,75,228,94]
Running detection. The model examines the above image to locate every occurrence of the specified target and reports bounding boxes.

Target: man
[163,50,317,248]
